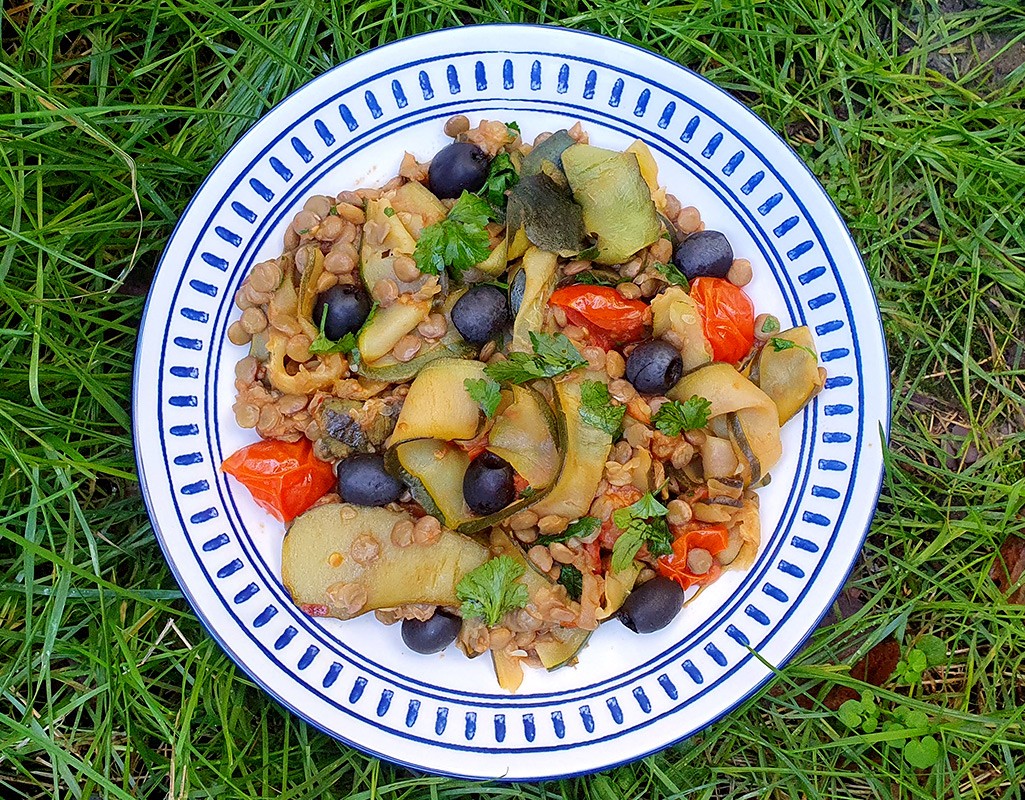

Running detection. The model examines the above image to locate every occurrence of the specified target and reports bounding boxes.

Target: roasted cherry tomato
[688,277,755,363]
[221,438,336,522]
[548,285,648,348]
[656,523,730,590]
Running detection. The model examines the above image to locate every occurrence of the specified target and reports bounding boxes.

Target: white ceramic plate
[134,25,889,780]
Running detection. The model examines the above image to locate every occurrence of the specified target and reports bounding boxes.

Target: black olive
[401,610,462,654]
[671,230,734,280]
[463,451,515,516]
[312,284,372,341]
[618,577,686,634]
[451,285,510,344]
[509,269,527,316]
[625,340,684,394]
[428,142,491,199]
[336,453,403,507]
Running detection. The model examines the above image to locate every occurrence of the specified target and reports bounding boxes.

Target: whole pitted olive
[401,610,462,654]
[428,142,491,199]
[625,340,684,395]
[618,576,686,634]
[312,284,372,341]
[463,451,515,516]
[672,229,734,281]
[336,453,403,507]
[451,284,510,344]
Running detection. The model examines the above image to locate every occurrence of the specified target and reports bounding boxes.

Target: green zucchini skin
[355,341,476,382]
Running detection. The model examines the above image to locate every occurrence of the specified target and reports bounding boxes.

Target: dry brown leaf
[821,636,901,711]
[990,534,1025,604]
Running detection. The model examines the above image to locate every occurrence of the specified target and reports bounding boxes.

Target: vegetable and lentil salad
[221,117,826,690]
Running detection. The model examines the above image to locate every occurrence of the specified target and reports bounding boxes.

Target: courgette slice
[596,563,642,621]
[509,246,557,352]
[356,289,472,383]
[651,286,713,371]
[281,504,488,619]
[389,180,448,227]
[562,143,661,265]
[390,358,488,445]
[360,197,425,294]
[668,362,782,484]
[750,326,823,425]
[486,383,561,489]
[529,375,615,520]
[356,340,476,383]
[356,298,431,363]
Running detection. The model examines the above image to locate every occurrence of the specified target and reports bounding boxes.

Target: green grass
[3,0,1025,797]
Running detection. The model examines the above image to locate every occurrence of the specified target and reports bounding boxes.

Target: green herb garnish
[413,191,493,280]
[579,380,626,435]
[572,270,620,287]
[769,336,818,359]
[652,260,689,288]
[651,396,712,436]
[536,516,601,546]
[558,565,583,601]
[478,152,519,212]
[483,331,587,385]
[610,491,673,572]
[464,377,502,419]
[456,555,529,626]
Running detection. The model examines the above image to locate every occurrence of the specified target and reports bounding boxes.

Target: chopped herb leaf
[413,191,493,280]
[506,121,520,134]
[537,516,600,546]
[558,565,583,601]
[447,191,493,227]
[758,315,781,335]
[579,380,626,435]
[383,206,396,217]
[769,336,818,358]
[478,152,519,212]
[483,331,587,384]
[611,491,673,572]
[651,396,712,436]
[456,555,529,626]
[519,486,537,499]
[464,377,502,419]
[573,270,620,287]
[652,260,689,288]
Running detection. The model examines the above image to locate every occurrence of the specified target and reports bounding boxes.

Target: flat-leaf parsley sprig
[651,396,711,436]
[610,490,674,572]
[483,331,587,384]
[464,377,502,419]
[413,191,494,280]
[579,380,626,435]
[456,555,529,626]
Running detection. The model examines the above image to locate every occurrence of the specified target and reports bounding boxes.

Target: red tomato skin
[656,523,730,590]
[221,438,336,523]
[548,285,649,347]
[689,277,755,363]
